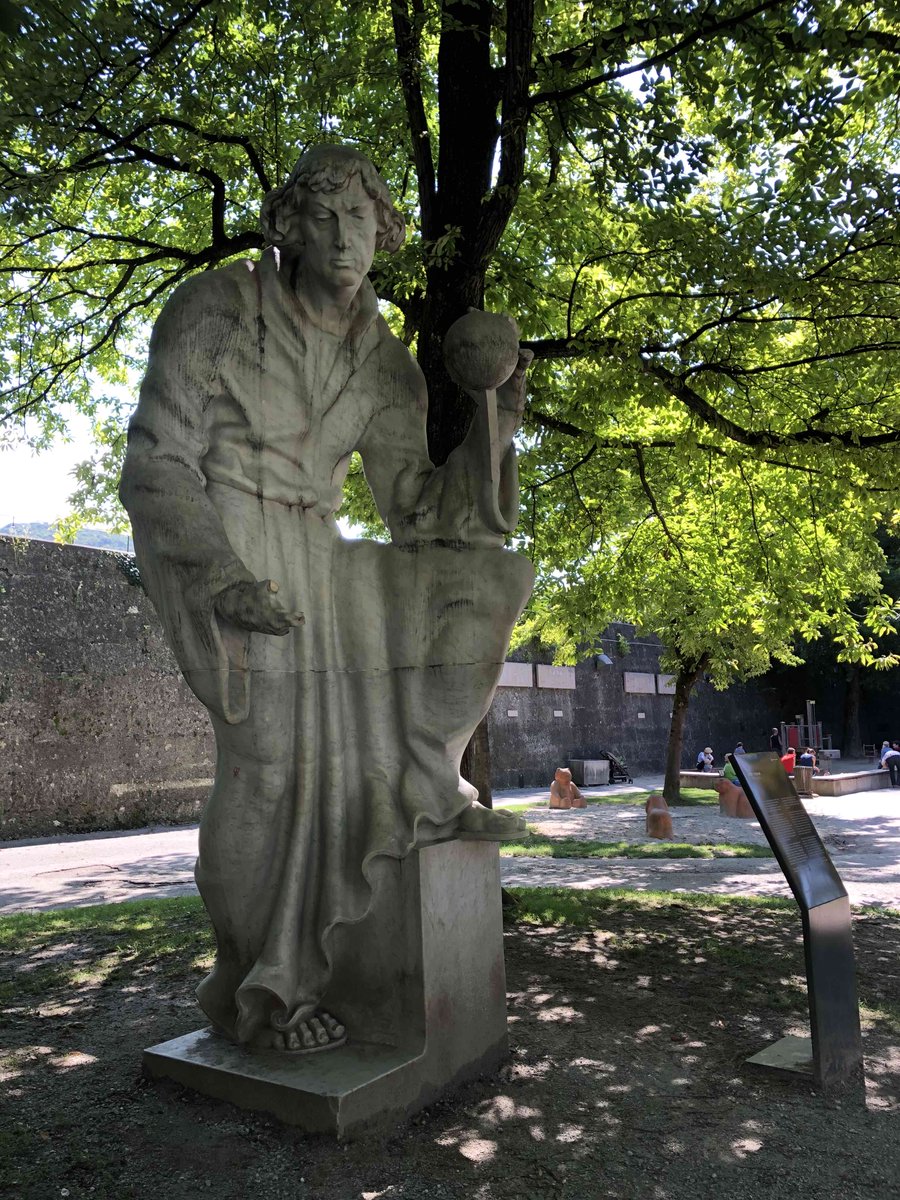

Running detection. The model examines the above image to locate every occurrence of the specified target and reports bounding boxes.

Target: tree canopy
[2,0,899,728]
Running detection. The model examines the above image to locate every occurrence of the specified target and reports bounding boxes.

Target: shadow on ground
[1,894,899,1199]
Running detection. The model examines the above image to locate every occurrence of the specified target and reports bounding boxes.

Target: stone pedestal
[143,839,508,1138]
[569,758,609,786]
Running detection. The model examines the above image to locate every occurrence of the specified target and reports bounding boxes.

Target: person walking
[769,727,783,754]
[880,743,900,787]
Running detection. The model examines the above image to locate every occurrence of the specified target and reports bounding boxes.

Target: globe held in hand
[443,310,520,391]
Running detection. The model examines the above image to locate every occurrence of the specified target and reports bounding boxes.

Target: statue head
[260,145,406,255]
[554,767,572,786]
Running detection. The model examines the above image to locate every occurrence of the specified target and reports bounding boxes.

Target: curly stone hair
[260,144,406,254]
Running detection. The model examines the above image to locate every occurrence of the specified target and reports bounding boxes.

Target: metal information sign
[730,751,864,1097]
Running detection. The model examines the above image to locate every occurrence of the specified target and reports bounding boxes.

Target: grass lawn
[503,786,719,812]
[2,893,899,1199]
[499,834,772,859]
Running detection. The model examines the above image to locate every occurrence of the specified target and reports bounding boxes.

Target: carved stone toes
[310,1017,330,1046]
[457,802,527,840]
[321,1012,345,1039]
[265,1011,347,1052]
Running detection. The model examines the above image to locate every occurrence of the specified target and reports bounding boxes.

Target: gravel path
[2,783,899,913]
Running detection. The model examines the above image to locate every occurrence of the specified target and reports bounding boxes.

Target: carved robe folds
[120,249,532,1043]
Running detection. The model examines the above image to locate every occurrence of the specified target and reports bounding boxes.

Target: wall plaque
[623,671,656,694]
[497,661,534,688]
[535,664,576,690]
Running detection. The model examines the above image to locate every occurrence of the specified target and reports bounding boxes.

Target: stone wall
[0,536,214,839]
[3,537,894,837]
[486,625,785,788]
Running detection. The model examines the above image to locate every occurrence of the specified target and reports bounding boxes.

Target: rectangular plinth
[144,1025,506,1136]
[678,771,721,791]
[144,839,509,1137]
[570,759,609,787]
[144,1030,422,1133]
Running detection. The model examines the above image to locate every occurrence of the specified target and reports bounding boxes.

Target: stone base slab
[569,758,609,787]
[143,839,509,1138]
[144,1025,505,1137]
[678,770,721,790]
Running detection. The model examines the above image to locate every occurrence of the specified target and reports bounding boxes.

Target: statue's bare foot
[253,1010,346,1053]
[284,1011,346,1053]
[456,801,527,841]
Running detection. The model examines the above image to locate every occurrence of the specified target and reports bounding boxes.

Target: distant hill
[0,522,132,553]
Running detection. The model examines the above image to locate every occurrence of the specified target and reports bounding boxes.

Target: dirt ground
[2,895,899,1200]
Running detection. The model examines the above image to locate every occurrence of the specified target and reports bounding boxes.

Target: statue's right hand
[214,580,305,636]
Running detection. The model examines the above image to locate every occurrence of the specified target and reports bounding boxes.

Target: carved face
[555,768,571,786]
[294,175,379,297]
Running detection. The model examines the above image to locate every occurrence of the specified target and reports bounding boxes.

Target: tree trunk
[415,0,497,464]
[419,261,485,464]
[662,656,709,803]
[843,663,863,757]
[461,716,493,807]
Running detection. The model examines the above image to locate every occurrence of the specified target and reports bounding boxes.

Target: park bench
[679,770,723,790]
[804,768,891,797]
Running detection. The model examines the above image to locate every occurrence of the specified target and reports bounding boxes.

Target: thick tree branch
[391,0,437,238]
[473,0,535,265]
[684,340,900,380]
[525,409,897,490]
[529,1,785,109]
[41,0,218,124]
[69,116,272,193]
[522,335,620,360]
[634,444,687,565]
[644,359,900,449]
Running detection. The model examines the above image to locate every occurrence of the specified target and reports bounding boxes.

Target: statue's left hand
[214,579,305,636]
[495,347,534,415]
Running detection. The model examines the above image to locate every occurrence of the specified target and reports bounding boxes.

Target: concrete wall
[0,536,214,839]
[3,538,895,837]
[486,626,784,787]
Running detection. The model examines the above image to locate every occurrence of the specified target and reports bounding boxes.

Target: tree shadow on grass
[0,895,899,1200]
[501,834,771,860]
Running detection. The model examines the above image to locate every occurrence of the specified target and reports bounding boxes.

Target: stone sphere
[443,310,520,391]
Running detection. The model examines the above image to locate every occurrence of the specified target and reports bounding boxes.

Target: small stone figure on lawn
[549,767,586,809]
[645,793,673,840]
[715,777,755,819]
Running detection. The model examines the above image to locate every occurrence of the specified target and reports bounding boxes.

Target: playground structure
[779,699,834,755]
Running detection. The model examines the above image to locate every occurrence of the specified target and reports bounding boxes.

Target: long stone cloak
[120,249,533,1041]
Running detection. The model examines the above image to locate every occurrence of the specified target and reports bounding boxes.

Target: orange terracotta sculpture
[714,778,755,819]
[645,793,673,839]
[549,767,586,809]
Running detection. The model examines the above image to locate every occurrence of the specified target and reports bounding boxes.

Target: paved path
[2,780,899,914]
[0,825,199,913]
